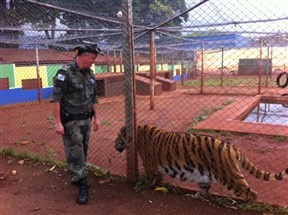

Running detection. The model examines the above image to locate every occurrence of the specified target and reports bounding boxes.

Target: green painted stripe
[0,64,15,88]
[95,65,108,73]
[46,64,63,86]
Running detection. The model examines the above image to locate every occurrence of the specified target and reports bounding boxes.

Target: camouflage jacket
[50,61,98,114]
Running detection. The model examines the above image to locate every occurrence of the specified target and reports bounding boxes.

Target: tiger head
[114,126,128,153]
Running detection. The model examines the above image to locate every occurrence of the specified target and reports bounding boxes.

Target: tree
[0,0,189,48]
[133,0,188,26]
[0,0,60,48]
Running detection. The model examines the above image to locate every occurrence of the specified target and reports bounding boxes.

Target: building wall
[2,46,287,105]
[0,63,187,105]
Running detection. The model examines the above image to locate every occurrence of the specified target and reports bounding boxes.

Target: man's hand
[55,123,65,135]
[93,117,100,131]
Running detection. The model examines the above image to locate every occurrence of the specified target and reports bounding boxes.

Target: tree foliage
[1,0,188,28]
[133,0,188,26]
[0,0,189,47]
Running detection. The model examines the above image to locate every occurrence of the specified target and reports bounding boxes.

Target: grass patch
[187,105,226,133]
[211,196,288,215]
[187,99,235,134]
[272,135,288,142]
[1,148,42,163]
[134,175,150,192]
[0,147,125,182]
[222,99,234,106]
[0,148,67,169]
[132,179,287,215]
[46,148,58,162]
[183,76,277,87]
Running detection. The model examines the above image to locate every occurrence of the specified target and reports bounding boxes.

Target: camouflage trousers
[62,119,91,183]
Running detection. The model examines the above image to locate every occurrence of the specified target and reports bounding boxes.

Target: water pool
[244,102,288,125]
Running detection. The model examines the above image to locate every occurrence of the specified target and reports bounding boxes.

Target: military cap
[73,44,104,56]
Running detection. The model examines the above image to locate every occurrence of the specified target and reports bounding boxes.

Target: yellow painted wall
[91,64,96,72]
[138,64,170,72]
[109,65,122,73]
[138,65,150,71]
[173,65,181,76]
[115,65,122,73]
[15,66,48,88]
[161,64,169,71]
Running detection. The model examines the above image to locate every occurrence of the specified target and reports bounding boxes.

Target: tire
[276,72,288,88]
[281,93,288,108]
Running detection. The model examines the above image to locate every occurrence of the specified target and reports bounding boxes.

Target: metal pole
[120,50,123,72]
[122,0,137,182]
[265,46,269,87]
[35,44,42,102]
[270,47,273,81]
[135,52,139,72]
[150,30,156,110]
[258,38,263,94]
[193,51,197,79]
[220,48,224,87]
[171,55,174,79]
[200,42,204,94]
[113,49,117,73]
[106,49,110,73]
[161,53,164,71]
[181,51,184,87]
[256,104,260,122]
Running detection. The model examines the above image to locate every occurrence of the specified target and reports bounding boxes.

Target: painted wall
[15,66,48,88]
[0,63,187,105]
[1,63,64,105]
[0,64,15,88]
[0,88,53,105]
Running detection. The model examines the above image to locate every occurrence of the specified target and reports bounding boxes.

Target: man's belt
[61,110,93,124]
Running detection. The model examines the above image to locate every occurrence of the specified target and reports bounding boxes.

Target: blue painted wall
[173,74,188,81]
[0,87,53,105]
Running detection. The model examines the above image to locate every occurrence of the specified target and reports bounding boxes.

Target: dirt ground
[0,155,264,215]
[0,90,288,214]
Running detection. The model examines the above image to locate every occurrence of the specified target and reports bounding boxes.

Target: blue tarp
[182,34,251,50]
[158,34,252,52]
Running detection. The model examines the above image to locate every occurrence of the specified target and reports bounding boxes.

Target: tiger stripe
[115,125,288,202]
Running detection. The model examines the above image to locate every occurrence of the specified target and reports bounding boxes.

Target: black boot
[76,178,89,204]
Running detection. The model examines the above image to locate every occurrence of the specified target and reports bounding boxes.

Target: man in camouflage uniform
[50,44,103,204]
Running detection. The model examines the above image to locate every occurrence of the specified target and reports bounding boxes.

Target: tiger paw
[193,192,211,202]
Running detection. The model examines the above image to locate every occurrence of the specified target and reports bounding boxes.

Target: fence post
[150,30,156,110]
[122,0,138,183]
[106,49,110,73]
[35,43,42,102]
[220,48,224,87]
[135,52,139,72]
[161,52,164,71]
[258,38,263,94]
[120,50,123,73]
[181,51,184,87]
[200,42,204,94]
[113,49,117,73]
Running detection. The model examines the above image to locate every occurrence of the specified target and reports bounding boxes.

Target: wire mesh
[0,0,288,206]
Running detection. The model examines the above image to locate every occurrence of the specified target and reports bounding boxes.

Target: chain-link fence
[1,0,287,207]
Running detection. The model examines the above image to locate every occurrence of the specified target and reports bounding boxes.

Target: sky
[20,0,288,40]
[183,0,288,35]
[22,18,68,38]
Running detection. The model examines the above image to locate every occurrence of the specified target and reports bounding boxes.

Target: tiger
[114,124,288,202]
